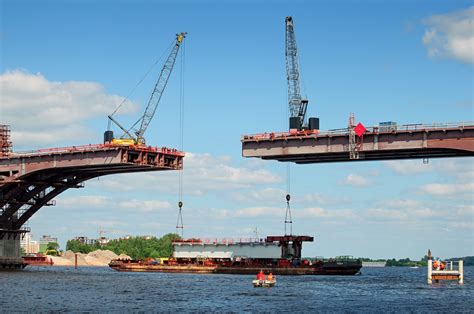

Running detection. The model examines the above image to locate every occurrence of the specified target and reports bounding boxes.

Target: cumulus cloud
[366,208,408,220]
[234,206,282,218]
[0,70,138,147]
[57,195,170,212]
[58,195,111,208]
[233,205,355,220]
[118,199,171,212]
[230,187,286,204]
[93,152,282,195]
[384,160,432,175]
[419,182,474,196]
[422,6,474,64]
[340,174,371,187]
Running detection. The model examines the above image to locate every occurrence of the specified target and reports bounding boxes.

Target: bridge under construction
[0,125,184,269]
[242,122,474,163]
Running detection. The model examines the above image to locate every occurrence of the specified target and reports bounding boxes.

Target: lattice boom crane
[285,16,318,131]
[106,32,187,146]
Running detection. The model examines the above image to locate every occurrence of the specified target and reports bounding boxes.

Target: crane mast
[285,16,310,131]
[136,32,186,144]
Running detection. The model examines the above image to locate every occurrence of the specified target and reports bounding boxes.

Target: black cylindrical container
[104,130,114,143]
[289,117,301,130]
[308,117,320,130]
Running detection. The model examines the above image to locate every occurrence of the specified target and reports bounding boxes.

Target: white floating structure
[427,259,464,284]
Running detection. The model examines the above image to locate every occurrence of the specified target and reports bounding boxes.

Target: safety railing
[174,237,268,245]
[241,121,474,142]
[6,143,185,158]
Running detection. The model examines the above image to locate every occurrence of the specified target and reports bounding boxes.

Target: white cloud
[57,194,170,212]
[233,205,355,220]
[341,174,371,187]
[448,221,474,229]
[456,205,474,215]
[419,182,474,196]
[231,187,286,204]
[300,193,350,205]
[297,207,356,219]
[234,206,282,218]
[366,208,408,221]
[384,160,432,175]
[93,152,282,194]
[118,199,171,212]
[422,6,474,64]
[0,70,138,147]
[58,195,111,208]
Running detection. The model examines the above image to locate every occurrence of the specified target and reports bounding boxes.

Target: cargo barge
[23,254,54,266]
[109,235,362,275]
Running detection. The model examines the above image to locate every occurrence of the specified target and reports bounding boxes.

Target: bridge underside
[0,145,183,231]
[242,124,474,164]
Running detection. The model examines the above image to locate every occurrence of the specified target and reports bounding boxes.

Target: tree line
[66,233,181,260]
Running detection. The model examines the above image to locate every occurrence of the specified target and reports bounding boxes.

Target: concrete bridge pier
[0,230,27,269]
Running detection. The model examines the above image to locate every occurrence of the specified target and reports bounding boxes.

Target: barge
[23,254,54,267]
[109,235,362,275]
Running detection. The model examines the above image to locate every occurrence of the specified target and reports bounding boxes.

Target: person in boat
[439,260,445,270]
[433,259,439,270]
[267,272,274,281]
[256,270,266,281]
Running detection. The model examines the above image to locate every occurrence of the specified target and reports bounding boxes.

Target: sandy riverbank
[47,250,131,266]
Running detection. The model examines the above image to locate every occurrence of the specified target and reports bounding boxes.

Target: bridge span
[0,128,183,269]
[242,122,474,164]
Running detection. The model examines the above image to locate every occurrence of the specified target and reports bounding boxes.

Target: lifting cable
[107,39,176,131]
[284,163,293,236]
[176,39,186,237]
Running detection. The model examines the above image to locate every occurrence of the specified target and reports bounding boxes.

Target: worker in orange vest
[256,270,266,281]
[439,260,445,270]
[267,272,274,281]
[433,259,439,270]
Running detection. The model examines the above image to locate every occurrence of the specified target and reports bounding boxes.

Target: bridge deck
[241,123,474,164]
[0,144,184,230]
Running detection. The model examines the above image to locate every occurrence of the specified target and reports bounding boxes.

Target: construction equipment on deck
[105,32,187,146]
[285,16,319,132]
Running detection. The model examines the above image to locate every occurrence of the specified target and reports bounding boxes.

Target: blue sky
[1,0,473,259]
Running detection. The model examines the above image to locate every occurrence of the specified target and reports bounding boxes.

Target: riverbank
[44,250,130,267]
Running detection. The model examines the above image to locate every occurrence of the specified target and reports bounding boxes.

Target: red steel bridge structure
[242,122,474,164]
[0,125,183,268]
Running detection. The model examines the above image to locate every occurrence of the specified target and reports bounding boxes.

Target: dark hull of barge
[109,260,362,276]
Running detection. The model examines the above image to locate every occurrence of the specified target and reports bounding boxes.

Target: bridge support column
[0,230,27,270]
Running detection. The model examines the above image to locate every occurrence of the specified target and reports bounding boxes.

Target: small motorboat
[252,279,276,288]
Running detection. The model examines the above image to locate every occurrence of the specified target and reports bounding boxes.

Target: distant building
[39,235,58,253]
[20,233,40,254]
[74,236,97,246]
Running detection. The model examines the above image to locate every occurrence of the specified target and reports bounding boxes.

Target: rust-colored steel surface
[242,123,474,164]
[0,144,184,230]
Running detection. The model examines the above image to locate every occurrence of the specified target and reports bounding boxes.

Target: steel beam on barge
[241,124,474,164]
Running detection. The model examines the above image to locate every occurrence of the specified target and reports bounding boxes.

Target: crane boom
[285,16,308,130]
[136,32,187,144]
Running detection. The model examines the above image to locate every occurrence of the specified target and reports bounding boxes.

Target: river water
[1,266,473,312]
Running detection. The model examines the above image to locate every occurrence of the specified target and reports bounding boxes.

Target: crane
[285,17,318,131]
[105,32,187,146]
